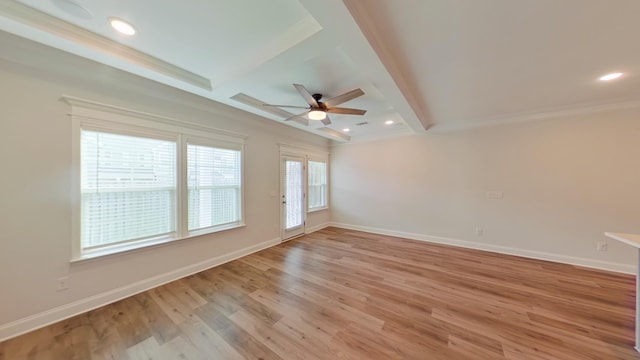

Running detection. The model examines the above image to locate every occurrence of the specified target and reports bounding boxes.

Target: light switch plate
[486,191,504,199]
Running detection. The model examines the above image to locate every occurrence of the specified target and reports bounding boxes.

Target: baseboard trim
[330,222,635,275]
[0,237,281,342]
[306,222,330,234]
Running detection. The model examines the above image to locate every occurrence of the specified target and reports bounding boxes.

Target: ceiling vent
[355,121,369,126]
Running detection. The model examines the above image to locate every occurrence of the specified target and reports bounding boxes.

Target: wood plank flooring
[1,227,639,359]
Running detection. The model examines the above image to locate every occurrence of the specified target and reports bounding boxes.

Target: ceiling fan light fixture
[308,110,326,120]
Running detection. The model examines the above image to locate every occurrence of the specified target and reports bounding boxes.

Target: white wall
[0,33,329,339]
[331,109,640,273]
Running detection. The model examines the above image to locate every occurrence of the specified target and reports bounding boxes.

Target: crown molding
[0,1,211,90]
[317,127,350,142]
[329,126,413,147]
[61,95,247,141]
[429,98,640,133]
[279,142,330,156]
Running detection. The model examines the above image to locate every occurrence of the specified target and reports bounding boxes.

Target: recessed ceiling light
[342,128,350,132]
[599,72,623,81]
[109,17,136,36]
[385,120,394,125]
[52,0,93,20]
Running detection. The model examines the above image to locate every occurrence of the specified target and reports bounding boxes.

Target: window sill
[71,222,246,263]
[188,222,246,238]
[308,206,329,213]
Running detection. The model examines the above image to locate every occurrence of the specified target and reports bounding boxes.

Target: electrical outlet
[57,276,69,292]
[596,242,608,252]
[486,191,504,199]
[475,227,484,236]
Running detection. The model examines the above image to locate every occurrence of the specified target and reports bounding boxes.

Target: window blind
[308,160,327,210]
[81,130,177,251]
[187,144,242,232]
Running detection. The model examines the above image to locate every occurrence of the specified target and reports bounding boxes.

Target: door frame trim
[280,153,307,241]
[278,143,329,241]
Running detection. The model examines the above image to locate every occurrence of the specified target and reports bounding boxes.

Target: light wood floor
[1,227,639,359]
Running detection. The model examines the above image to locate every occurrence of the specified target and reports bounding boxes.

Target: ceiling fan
[263,84,366,125]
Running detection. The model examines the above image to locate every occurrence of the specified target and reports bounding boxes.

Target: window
[68,97,245,260]
[308,160,328,211]
[81,130,177,254]
[187,143,242,234]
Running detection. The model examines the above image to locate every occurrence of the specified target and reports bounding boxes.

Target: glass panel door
[281,155,305,240]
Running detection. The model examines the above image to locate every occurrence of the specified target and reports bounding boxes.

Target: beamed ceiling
[0,0,638,142]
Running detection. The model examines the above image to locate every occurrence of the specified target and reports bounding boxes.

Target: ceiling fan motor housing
[312,93,326,110]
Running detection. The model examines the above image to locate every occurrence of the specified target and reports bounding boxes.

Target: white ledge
[605,232,640,249]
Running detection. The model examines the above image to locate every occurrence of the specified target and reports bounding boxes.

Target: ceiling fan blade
[291,117,309,126]
[323,88,364,108]
[293,84,319,108]
[262,104,309,109]
[326,107,367,115]
[284,111,310,122]
[321,115,331,126]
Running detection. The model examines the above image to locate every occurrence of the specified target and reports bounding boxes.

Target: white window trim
[66,96,246,262]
